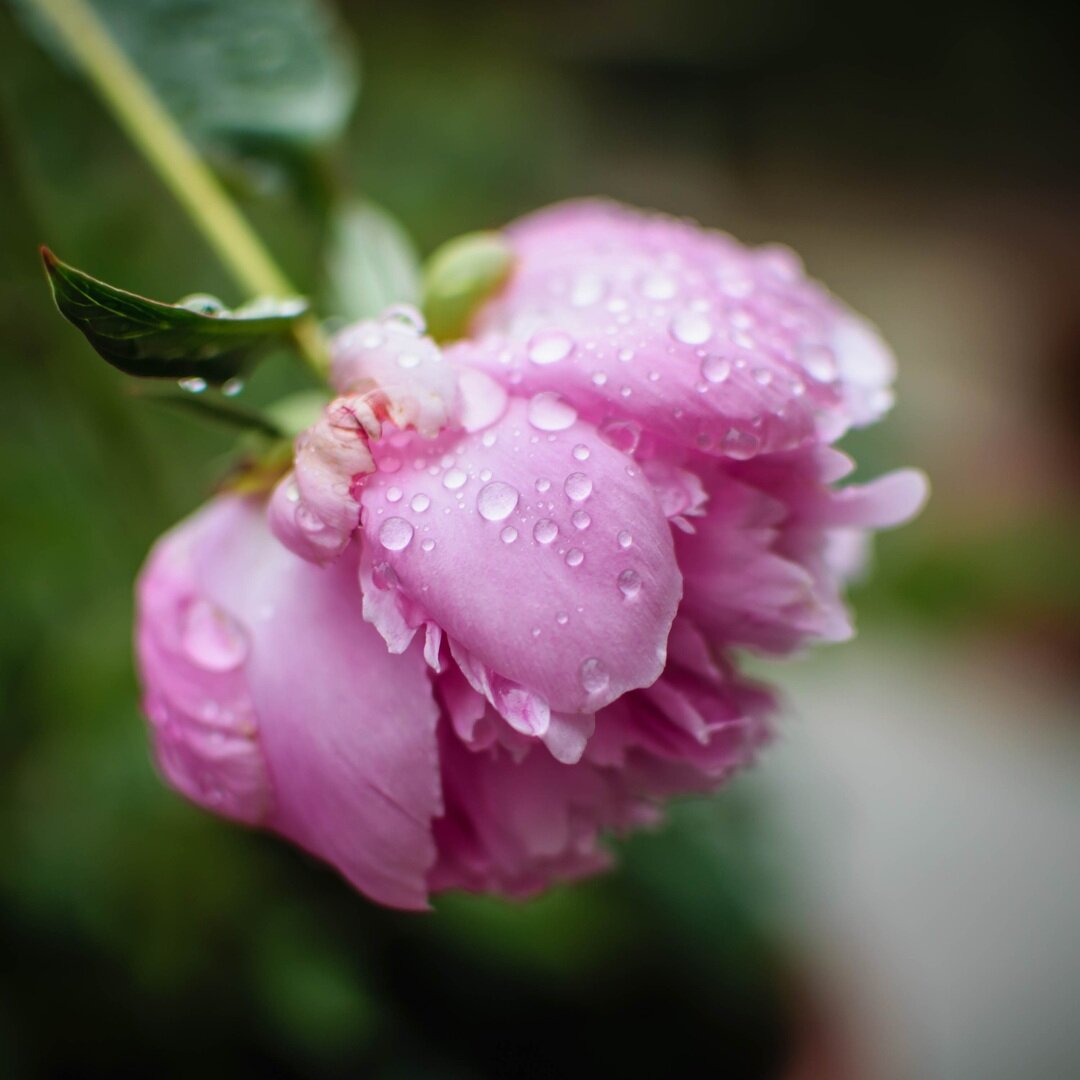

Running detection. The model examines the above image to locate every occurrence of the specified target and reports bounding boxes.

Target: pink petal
[357,396,682,723]
[452,199,896,459]
[136,496,442,910]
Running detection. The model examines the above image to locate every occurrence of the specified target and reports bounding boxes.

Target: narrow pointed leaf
[42,247,308,383]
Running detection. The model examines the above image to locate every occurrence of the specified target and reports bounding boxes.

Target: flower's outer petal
[677,449,928,653]
[358,396,682,720]
[453,199,895,458]
[268,395,379,564]
[136,496,442,910]
[331,313,458,438]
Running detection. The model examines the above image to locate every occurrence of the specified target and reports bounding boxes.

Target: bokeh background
[1,1,1078,1077]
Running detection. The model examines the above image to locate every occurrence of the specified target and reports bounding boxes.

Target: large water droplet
[442,468,468,490]
[410,493,431,513]
[527,330,574,365]
[721,428,762,460]
[533,519,558,544]
[571,509,591,530]
[178,377,207,394]
[702,354,732,383]
[382,303,426,335]
[564,472,593,501]
[670,311,713,346]
[565,548,584,567]
[500,526,518,544]
[477,481,519,522]
[386,486,403,504]
[527,391,578,431]
[182,599,248,672]
[572,444,590,461]
[580,657,610,694]
[379,517,414,551]
[617,568,642,598]
[641,272,677,300]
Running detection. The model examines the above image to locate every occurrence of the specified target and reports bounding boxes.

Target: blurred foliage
[1,0,1077,1076]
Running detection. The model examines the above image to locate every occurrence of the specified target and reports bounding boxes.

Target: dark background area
[1,1,1078,1076]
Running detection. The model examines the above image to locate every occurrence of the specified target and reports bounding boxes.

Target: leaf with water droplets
[41,248,308,383]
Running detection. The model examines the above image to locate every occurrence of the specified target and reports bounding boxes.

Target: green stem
[28,0,329,377]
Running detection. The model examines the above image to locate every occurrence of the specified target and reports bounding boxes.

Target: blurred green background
[1,1,1078,1077]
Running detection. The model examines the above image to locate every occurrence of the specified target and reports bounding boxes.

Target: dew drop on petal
[617,568,642,598]
[579,657,610,693]
[572,509,591,530]
[527,330,574,365]
[533,518,558,544]
[555,611,569,626]
[702,354,732,383]
[670,311,713,346]
[535,478,551,493]
[617,529,633,549]
[477,481,519,522]
[641,272,677,300]
[572,444,590,462]
[527,391,578,431]
[386,486,403,504]
[564,472,593,501]
[421,538,436,552]
[182,599,248,672]
[565,548,584,568]
[379,517,414,551]
[443,468,468,491]
[500,526,518,544]
[410,493,431,513]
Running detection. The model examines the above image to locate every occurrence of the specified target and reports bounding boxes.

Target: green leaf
[42,247,308,383]
[325,199,421,322]
[19,0,359,156]
[422,230,514,342]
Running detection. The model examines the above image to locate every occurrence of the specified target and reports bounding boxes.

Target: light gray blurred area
[754,638,1080,1080]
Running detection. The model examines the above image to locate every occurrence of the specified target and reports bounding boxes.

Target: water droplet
[222,377,244,397]
[500,526,518,544]
[479,468,492,482]
[182,599,248,672]
[570,273,604,307]
[721,428,762,460]
[565,548,584,567]
[443,468,468,490]
[572,444,590,462]
[410,493,431,513]
[285,481,300,504]
[580,657,610,693]
[527,391,578,431]
[617,569,642,598]
[702,354,732,383]
[178,377,207,394]
[531,626,542,638]
[600,420,642,455]
[572,509,591,530]
[670,311,713,346]
[421,538,436,552]
[535,478,551,494]
[386,486,403,504]
[641,272,677,300]
[481,431,497,448]
[556,611,569,625]
[564,472,593,501]
[382,303,426,335]
[397,352,421,369]
[591,371,608,387]
[617,530,633,549]
[527,330,574,365]
[753,368,773,386]
[379,517,414,551]
[477,481,519,522]
[533,519,558,544]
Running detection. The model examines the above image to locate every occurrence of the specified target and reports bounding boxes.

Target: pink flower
[136,200,926,907]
